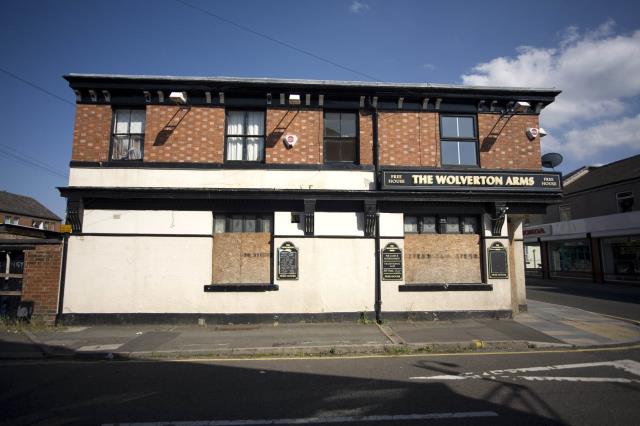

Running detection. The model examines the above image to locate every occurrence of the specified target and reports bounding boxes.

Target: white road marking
[76,344,123,352]
[520,376,640,383]
[101,411,499,425]
[410,359,640,382]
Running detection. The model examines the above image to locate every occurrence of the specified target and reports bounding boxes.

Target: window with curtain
[111,109,145,160]
[324,112,358,163]
[225,110,265,162]
[440,115,478,166]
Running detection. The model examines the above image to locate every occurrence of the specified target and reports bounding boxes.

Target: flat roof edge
[63,73,561,95]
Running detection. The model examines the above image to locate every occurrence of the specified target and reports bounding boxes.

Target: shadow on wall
[267,111,300,148]
[0,338,568,425]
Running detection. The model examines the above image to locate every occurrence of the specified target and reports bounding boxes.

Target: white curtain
[245,112,264,161]
[226,112,245,160]
[246,112,263,136]
[226,111,264,161]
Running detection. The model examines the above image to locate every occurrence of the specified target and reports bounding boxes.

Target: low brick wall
[21,244,62,324]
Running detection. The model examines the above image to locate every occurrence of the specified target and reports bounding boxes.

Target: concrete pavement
[2,298,639,360]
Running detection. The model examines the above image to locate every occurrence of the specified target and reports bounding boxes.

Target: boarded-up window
[404,234,482,283]
[211,214,272,284]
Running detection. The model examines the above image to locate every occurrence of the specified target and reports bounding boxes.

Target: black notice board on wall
[278,241,298,280]
[488,242,508,279]
[382,242,403,280]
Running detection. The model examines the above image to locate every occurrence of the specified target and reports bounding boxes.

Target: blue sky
[1,0,639,217]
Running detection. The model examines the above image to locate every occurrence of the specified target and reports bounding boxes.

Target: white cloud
[559,113,640,159]
[421,63,435,71]
[462,20,640,169]
[462,20,640,128]
[350,1,369,14]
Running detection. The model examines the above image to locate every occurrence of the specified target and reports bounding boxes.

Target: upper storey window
[324,112,358,164]
[225,111,265,162]
[111,109,145,161]
[440,115,478,166]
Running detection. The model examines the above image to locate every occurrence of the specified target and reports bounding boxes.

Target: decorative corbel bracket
[66,198,84,233]
[491,202,509,236]
[364,200,377,237]
[303,199,316,236]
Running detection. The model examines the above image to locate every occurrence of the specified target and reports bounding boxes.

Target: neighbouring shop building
[58,74,562,323]
[0,191,63,323]
[524,154,640,284]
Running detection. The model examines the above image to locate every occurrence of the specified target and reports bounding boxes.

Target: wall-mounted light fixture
[169,91,187,104]
[288,94,301,105]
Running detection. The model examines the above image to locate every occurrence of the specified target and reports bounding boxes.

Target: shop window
[111,109,145,161]
[549,239,591,276]
[559,205,571,221]
[440,115,478,166]
[601,236,640,281]
[404,215,479,234]
[214,214,272,233]
[225,110,265,162]
[617,191,634,213]
[324,112,358,163]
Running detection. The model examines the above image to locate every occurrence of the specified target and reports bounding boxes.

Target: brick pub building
[58,74,561,323]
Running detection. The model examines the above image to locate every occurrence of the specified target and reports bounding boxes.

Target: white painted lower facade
[62,208,521,317]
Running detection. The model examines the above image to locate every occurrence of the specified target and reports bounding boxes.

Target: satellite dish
[541,152,563,169]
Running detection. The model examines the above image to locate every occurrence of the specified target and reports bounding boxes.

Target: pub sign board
[277,241,299,280]
[381,170,562,192]
[488,242,509,279]
[382,243,403,280]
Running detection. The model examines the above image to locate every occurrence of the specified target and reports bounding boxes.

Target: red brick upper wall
[266,109,322,164]
[145,106,225,163]
[69,105,541,170]
[379,112,439,167]
[71,104,112,162]
[478,113,541,170]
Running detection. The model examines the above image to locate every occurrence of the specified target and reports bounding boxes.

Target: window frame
[224,109,267,163]
[213,213,273,234]
[109,108,146,162]
[404,214,480,235]
[323,110,360,164]
[439,114,480,167]
[559,204,572,221]
[616,191,634,213]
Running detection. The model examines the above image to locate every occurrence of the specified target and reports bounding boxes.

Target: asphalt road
[526,277,640,322]
[2,345,639,425]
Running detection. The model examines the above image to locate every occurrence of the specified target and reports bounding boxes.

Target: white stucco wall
[69,168,375,191]
[274,211,304,236]
[381,217,513,313]
[379,213,403,237]
[63,235,376,314]
[315,212,364,236]
[64,209,514,315]
[83,210,212,234]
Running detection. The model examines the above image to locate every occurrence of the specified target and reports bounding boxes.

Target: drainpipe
[371,104,382,323]
[56,233,69,325]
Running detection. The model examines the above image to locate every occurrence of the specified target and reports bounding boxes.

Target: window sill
[398,283,492,292]
[204,284,279,292]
